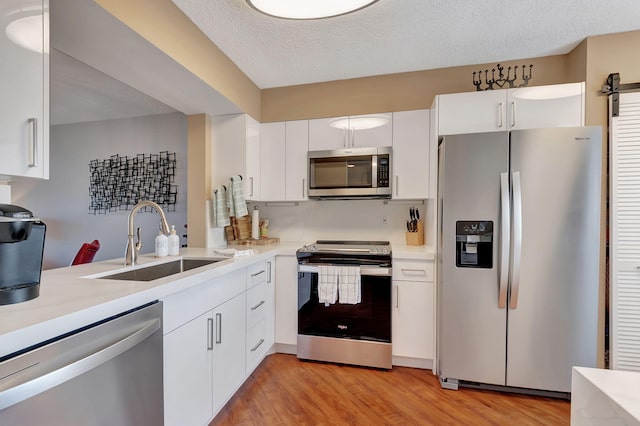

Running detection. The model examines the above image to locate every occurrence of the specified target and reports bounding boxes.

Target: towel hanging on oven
[338,266,361,304]
[318,265,338,306]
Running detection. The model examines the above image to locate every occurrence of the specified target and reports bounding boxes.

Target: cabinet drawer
[392,260,434,282]
[246,281,267,330]
[247,261,268,289]
[162,269,246,334]
[246,320,267,373]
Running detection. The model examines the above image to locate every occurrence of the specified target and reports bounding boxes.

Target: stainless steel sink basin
[97,258,223,281]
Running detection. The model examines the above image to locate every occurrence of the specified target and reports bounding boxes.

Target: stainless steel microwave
[307,146,392,199]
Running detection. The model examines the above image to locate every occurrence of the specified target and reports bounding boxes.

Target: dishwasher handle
[0,318,160,410]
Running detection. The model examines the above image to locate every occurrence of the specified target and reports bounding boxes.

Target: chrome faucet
[125,200,171,265]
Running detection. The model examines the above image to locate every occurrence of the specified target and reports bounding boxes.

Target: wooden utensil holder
[405,220,424,246]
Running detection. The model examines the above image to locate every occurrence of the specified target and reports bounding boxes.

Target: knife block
[405,220,424,246]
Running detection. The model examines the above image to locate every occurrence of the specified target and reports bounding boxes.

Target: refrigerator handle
[510,171,523,309]
[499,172,510,309]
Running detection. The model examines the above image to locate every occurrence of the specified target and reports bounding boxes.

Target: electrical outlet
[382,216,388,225]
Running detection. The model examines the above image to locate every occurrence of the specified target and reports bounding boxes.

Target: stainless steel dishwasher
[0,301,164,425]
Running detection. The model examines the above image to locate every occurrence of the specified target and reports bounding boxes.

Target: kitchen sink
[96,258,223,282]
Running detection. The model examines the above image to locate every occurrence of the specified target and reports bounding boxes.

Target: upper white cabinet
[437,82,585,136]
[260,120,309,201]
[212,113,260,201]
[308,113,392,150]
[0,0,49,179]
[392,110,430,199]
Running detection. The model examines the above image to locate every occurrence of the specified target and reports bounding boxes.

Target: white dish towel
[228,175,248,218]
[338,266,361,304]
[318,265,338,306]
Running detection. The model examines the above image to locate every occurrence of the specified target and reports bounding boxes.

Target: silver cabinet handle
[249,177,254,197]
[351,128,355,147]
[498,102,503,128]
[395,285,399,308]
[267,261,272,283]
[302,178,306,198]
[251,270,265,277]
[510,171,522,309]
[498,172,510,309]
[395,176,399,197]
[400,268,426,275]
[215,312,222,344]
[250,339,265,352]
[343,127,347,147]
[251,300,265,311]
[28,117,37,168]
[511,101,516,128]
[207,317,214,350]
[0,318,160,410]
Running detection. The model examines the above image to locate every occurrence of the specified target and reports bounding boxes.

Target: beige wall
[94,0,261,120]
[262,55,575,122]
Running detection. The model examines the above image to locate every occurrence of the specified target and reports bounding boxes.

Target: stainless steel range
[296,240,392,369]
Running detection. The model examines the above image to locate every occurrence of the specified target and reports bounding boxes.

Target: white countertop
[0,241,433,359]
[572,367,640,425]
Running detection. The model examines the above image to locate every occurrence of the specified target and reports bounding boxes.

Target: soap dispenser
[168,225,180,256]
[155,229,168,257]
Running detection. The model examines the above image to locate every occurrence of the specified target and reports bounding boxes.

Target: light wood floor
[210,354,570,426]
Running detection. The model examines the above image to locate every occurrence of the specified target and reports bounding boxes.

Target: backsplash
[248,199,435,247]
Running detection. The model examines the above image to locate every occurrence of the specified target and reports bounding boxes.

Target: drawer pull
[207,317,214,350]
[401,268,427,275]
[251,300,265,311]
[250,339,265,352]
[251,270,265,278]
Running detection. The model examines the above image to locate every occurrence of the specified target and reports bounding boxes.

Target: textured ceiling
[172,0,640,89]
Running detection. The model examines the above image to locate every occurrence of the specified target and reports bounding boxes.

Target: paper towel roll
[251,206,259,239]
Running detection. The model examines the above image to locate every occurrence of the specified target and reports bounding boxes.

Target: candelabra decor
[472,63,533,91]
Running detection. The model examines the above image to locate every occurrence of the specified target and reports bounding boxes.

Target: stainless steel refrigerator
[437,127,601,395]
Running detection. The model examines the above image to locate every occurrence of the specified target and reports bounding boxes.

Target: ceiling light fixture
[330,115,390,130]
[247,0,379,20]
[5,13,46,54]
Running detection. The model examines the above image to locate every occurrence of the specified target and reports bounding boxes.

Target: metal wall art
[473,63,533,91]
[89,151,177,214]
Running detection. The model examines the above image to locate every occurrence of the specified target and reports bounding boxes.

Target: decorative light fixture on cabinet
[246,0,379,20]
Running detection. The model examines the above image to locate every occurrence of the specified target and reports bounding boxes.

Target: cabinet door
[245,115,261,200]
[260,122,286,201]
[438,90,507,135]
[164,312,213,426]
[392,281,434,360]
[308,117,349,150]
[392,110,430,199]
[0,0,49,179]
[275,256,298,346]
[285,120,309,200]
[508,82,585,130]
[349,113,392,148]
[212,292,246,413]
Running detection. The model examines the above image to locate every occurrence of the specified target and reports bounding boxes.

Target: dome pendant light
[247,0,379,20]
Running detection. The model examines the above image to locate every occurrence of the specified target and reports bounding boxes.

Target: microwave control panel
[377,156,389,187]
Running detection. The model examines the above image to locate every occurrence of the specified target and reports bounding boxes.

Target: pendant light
[247,0,379,20]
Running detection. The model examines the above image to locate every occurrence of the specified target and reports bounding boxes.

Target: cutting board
[233,237,280,246]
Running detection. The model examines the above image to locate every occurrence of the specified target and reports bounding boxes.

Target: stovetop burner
[296,240,391,266]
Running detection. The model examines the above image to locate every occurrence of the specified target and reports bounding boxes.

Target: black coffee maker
[0,204,46,305]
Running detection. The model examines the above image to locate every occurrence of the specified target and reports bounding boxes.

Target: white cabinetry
[0,0,49,179]
[245,258,274,374]
[275,255,298,351]
[260,121,309,201]
[212,292,246,413]
[437,82,585,136]
[308,113,392,150]
[392,109,430,199]
[212,113,260,200]
[392,259,434,368]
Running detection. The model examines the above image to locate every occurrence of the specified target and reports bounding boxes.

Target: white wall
[11,113,188,269]
[249,199,434,247]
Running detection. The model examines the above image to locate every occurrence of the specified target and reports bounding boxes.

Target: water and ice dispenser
[455,221,493,268]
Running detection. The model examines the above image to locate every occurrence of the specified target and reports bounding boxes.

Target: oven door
[297,264,391,343]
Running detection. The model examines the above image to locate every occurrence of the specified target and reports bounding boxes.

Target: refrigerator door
[439,132,509,385]
[507,127,601,392]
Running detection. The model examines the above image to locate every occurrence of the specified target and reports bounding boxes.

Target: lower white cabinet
[392,259,434,366]
[164,312,213,426]
[212,292,247,413]
[275,255,298,348]
[245,257,275,374]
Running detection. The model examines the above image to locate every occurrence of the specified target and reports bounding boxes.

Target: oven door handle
[298,264,391,277]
